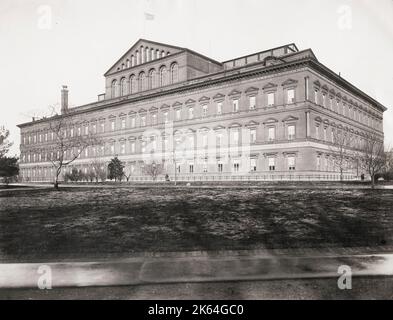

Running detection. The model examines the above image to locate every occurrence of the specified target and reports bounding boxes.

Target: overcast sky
[1,0,392,155]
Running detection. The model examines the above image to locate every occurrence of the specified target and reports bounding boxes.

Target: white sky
[1,0,392,155]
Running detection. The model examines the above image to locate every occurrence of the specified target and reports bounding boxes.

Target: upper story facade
[18,39,387,165]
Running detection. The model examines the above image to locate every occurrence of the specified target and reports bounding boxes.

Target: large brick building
[18,39,386,182]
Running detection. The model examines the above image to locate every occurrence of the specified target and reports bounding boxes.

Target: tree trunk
[371,174,375,189]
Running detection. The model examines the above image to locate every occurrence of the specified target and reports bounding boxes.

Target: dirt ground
[1,187,392,262]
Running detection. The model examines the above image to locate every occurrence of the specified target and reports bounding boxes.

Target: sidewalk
[1,248,393,289]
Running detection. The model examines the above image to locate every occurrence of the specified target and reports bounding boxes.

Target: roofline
[222,43,300,64]
[308,59,387,112]
[104,38,187,76]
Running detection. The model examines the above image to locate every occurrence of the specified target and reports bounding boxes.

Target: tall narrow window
[233,99,239,112]
[202,105,208,117]
[148,69,156,89]
[130,117,136,128]
[140,116,146,127]
[138,72,146,91]
[170,63,178,83]
[111,80,117,98]
[176,109,181,121]
[288,156,296,171]
[188,107,194,119]
[110,120,115,132]
[120,78,127,96]
[315,125,320,139]
[163,111,169,123]
[287,89,295,104]
[250,128,257,143]
[218,162,223,173]
[250,158,257,172]
[314,89,318,104]
[129,75,137,94]
[121,118,126,129]
[268,127,275,141]
[267,92,275,106]
[287,125,295,140]
[120,141,126,155]
[249,96,256,110]
[268,157,275,171]
[233,160,240,173]
[159,66,167,86]
[217,102,223,115]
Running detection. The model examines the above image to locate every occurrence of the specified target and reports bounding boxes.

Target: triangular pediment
[245,87,259,94]
[262,82,278,90]
[281,79,298,87]
[245,120,260,127]
[282,115,299,122]
[228,89,241,97]
[185,99,196,105]
[104,39,185,76]
[199,96,210,102]
[172,101,182,107]
[213,93,225,100]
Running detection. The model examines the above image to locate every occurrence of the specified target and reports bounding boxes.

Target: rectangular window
[268,157,275,171]
[216,133,223,147]
[152,114,157,125]
[314,89,318,104]
[317,156,321,170]
[164,112,169,123]
[188,107,194,119]
[250,128,257,143]
[120,141,126,154]
[92,123,97,134]
[267,93,275,106]
[141,141,146,153]
[202,105,208,117]
[217,102,223,115]
[130,117,136,128]
[323,127,327,141]
[121,118,126,129]
[249,96,256,110]
[268,127,275,141]
[140,116,146,127]
[287,125,295,140]
[233,99,239,113]
[110,143,115,155]
[84,126,89,135]
[250,158,257,172]
[203,160,208,173]
[189,163,194,173]
[233,131,239,145]
[218,162,223,173]
[233,160,240,172]
[322,93,326,107]
[288,156,296,171]
[176,109,181,120]
[110,120,115,131]
[130,142,135,153]
[315,126,320,139]
[287,89,295,104]
[100,121,105,133]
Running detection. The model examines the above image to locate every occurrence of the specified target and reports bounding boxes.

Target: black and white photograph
[0,0,393,308]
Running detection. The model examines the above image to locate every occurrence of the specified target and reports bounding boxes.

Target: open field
[0,186,392,262]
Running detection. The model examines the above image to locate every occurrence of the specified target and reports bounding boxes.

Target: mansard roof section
[104,39,185,76]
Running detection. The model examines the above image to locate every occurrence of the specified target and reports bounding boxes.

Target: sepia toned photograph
[0,0,393,306]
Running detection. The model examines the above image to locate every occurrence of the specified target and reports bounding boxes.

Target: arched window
[141,46,145,64]
[136,50,140,65]
[156,49,161,59]
[149,69,157,89]
[139,72,146,91]
[120,78,127,96]
[146,47,150,62]
[161,50,166,58]
[126,59,130,68]
[159,66,167,86]
[111,79,117,98]
[129,75,137,94]
[151,48,155,60]
[131,55,135,67]
[170,63,178,84]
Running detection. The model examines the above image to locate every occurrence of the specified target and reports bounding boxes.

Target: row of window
[313,86,381,130]
[116,46,172,71]
[111,62,179,97]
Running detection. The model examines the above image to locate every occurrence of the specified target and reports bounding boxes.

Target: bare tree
[123,164,134,182]
[46,107,102,189]
[143,161,164,181]
[357,133,386,189]
[0,126,13,158]
[329,128,356,181]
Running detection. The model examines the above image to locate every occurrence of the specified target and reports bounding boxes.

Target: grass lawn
[0,187,392,262]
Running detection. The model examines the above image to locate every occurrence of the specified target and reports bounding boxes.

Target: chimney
[61,85,69,114]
